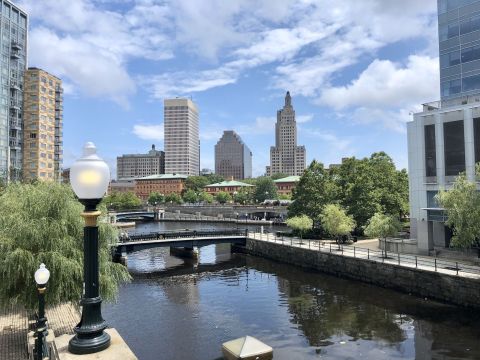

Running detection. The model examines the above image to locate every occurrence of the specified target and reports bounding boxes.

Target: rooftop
[205,180,254,187]
[420,95,480,114]
[136,174,188,180]
[274,175,301,183]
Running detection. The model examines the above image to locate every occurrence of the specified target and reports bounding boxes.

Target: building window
[427,191,440,208]
[444,120,465,176]
[425,124,437,178]
[441,79,461,97]
[441,51,460,69]
[462,74,480,92]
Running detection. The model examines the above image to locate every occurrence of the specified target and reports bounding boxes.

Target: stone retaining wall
[242,238,480,309]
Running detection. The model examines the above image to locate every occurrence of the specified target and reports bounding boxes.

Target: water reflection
[104,223,480,360]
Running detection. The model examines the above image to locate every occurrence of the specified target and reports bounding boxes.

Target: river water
[103,222,480,360]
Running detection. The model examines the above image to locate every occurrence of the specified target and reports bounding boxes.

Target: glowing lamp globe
[34,263,50,286]
[70,142,110,202]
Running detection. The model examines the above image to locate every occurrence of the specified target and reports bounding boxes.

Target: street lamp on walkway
[34,263,50,360]
[68,142,111,355]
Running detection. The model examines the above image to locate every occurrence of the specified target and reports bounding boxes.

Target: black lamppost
[68,142,111,354]
[34,263,50,360]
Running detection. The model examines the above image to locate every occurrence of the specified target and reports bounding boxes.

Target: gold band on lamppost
[81,211,101,227]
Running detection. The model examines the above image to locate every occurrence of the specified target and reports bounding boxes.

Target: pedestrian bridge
[114,229,248,254]
[115,211,156,221]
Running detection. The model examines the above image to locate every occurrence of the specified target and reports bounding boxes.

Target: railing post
[415,256,418,269]
[341,245,343,255]
[291,237,292,246]
[435,258,437,272]
[309,239,311,249]
[456,262,459,275]
[398,253,400,265]
[354,247,356,258]
[367,248,370,260]
[329,243,331,253]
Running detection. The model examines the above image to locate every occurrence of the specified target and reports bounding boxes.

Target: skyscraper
[116,144,165,180]
[266,91,306,176]
[439,0,480,101]
[215,130,252,180]
[164,98,199,176]
[0,1,28,182]
[23,68,63,182]
[407,0,480,254]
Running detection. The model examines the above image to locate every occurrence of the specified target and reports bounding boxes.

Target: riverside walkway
[248,232,480,279]
[0,304,79,360]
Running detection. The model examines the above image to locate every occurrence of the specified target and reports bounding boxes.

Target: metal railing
[249,231,480,278]
[119,229,248,243]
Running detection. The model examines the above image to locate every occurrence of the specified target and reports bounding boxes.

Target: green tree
[288,160,337,221]
[165,192,183,204]
[331,153,408,230]
[104,191,142,210]
[216,191,232,204]
[198,191,214,204]
[0,182,130,309]
[253,177,278,203]
[321,204,356,241]
[148,191,164,204]
[182,189,198,203]
[286,215,313,240]
[233,189,251,204]
[279,194,292,200]
[437,168,480,248]
[364,212,402,258]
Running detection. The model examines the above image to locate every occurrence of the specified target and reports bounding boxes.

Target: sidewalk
[250,232,480,280]
[0,303,79,360]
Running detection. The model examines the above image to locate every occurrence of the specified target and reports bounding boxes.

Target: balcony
[11,42,22,50]
[9,118,21,129]
[10,81,21,91]
[55,88,63,94]
[9,100,21,110]
[10,51,20,60]
[9,138,21,149]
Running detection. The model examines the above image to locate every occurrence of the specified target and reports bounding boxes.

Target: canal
[104,222,480,360]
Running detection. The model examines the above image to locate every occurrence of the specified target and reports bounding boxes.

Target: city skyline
[17,0,439,176]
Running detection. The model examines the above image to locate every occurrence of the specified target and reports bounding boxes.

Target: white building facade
[408,0,480,254]
[164,98,199,176]
[408,98,480,254]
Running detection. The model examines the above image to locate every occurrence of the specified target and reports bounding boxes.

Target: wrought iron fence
[249,231,480,278]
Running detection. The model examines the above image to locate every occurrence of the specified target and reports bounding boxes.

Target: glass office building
[439,0,480,99]
[407,0,480,254]
[215,130,252,180]
[0,0,27,182]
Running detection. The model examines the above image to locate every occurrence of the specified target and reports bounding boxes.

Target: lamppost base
[68,331,111,355]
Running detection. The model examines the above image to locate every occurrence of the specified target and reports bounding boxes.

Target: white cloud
[237,116,276,135]
[19,0,173,105]
[133,124,164,141]
[297,114,313,123]
[18,0,437,110]
[319,55,439,132]
[142,0,437,100]
[320,55,439,110]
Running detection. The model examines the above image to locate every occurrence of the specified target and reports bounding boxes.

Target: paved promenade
[249,232,480,279]
[0,303,79,360]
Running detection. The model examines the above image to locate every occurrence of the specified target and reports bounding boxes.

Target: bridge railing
[119,229,248,243]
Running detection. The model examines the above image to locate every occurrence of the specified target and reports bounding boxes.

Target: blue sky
[18,0,439,177]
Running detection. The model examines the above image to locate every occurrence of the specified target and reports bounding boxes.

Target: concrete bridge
[113,229,248,264]
[163,204,288,219]
[113,211,158,222]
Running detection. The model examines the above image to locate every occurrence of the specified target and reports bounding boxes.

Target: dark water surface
[104,222,480,360]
